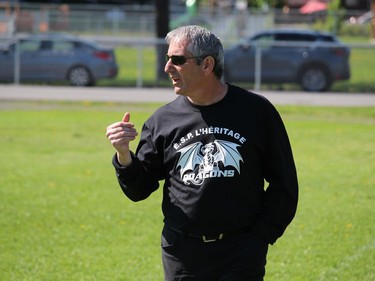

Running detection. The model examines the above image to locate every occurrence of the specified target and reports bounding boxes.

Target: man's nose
[164,59,173,73]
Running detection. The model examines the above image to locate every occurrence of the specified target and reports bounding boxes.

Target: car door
[231,34,290,82]
[17,39,72,81]
[42,40,75,79]
[0,39,52,81]
[0,43,16,80]
[226,34,274,82]
[260,34,300,82]
[261,33,314,82]
[18,39,46,80]
[24,39,74,80]
[229,39,257,82]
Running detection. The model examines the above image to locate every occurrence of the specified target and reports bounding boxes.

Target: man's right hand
[106,112,138,167]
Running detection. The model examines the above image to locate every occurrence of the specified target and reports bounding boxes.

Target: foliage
[311,0,346,34]
[339,23,372,37]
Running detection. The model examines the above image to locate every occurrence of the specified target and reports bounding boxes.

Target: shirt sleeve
[112,153,160,202]
[112,120,164,202]
[251,101,299,244]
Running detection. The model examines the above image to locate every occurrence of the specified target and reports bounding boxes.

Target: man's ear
[202,56,215,74]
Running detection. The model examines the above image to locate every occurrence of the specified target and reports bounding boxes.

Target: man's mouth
[171,76,180,84]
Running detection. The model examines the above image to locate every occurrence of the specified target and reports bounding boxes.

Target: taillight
[331,47,347,57]
[94,51,112,60]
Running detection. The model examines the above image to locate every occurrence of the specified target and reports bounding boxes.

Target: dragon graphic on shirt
[176,140,243,186]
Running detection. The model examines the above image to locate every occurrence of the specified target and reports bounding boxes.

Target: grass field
[0,101,374,281]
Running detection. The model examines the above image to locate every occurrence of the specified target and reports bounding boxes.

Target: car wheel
[299,66,331,92]
[68,66,94,87]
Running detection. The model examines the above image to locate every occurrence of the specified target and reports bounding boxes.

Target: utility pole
[155,0,170,83]
[371,0,375,41]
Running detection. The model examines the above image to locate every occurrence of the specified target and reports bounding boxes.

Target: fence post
[14,40,20,85]
[254,44,262,91]
[136,45,143,88]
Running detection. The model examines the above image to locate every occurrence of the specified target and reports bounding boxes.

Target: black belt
[188,232,226,243]
[168,225,246,243]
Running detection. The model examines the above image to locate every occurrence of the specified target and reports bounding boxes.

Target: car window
[74,41,95,51]
[41,40,53,50]
[19,40,41,52]
[252,34,275,44]
[52,41,75,51]
[250,34,275,49]
[275,33,315,42]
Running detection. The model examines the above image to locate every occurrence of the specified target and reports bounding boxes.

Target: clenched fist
[106,112,138,166]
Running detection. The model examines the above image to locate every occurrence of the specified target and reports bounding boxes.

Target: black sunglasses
[166,55,203,66]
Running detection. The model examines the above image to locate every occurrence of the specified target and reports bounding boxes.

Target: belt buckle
[202,233,224,243]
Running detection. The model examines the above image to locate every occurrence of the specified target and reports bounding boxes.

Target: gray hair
[165,25,224,79]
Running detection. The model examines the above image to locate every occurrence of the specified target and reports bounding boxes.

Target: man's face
[164,40,205,96]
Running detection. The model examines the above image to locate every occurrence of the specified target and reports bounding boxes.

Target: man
[106,25,298,280]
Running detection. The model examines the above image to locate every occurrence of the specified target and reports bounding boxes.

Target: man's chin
[173,86,183,95]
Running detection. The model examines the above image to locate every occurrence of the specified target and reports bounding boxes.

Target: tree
[155,0,170,83]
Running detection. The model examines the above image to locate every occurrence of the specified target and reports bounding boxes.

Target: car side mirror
[240,43,251,51]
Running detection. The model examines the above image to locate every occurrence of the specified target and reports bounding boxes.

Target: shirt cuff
[112,152,136,170]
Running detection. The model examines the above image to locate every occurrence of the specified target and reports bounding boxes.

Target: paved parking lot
[0,85,374,107]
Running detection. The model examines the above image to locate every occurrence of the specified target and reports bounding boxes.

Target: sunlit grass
[0,101,374,280]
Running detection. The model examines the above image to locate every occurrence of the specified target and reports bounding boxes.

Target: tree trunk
[155,0,170,84]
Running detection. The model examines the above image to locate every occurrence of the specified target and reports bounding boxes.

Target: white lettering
[182,169,236,183]
[173,127,247,150]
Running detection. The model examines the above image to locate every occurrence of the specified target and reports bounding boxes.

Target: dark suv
[224,29,351,92]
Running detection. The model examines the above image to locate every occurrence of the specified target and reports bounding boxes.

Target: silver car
[0,33,118,86]
[224,29,351,92]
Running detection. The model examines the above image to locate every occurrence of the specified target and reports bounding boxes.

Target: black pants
[161,226,269,281]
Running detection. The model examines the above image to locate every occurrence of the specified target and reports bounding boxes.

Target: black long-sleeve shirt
[113,84,298,244]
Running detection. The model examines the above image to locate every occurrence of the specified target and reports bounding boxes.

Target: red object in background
[299,0,327,14]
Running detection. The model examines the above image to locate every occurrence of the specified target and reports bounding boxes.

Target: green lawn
[0,101,374,280]
[332,47,375,92]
